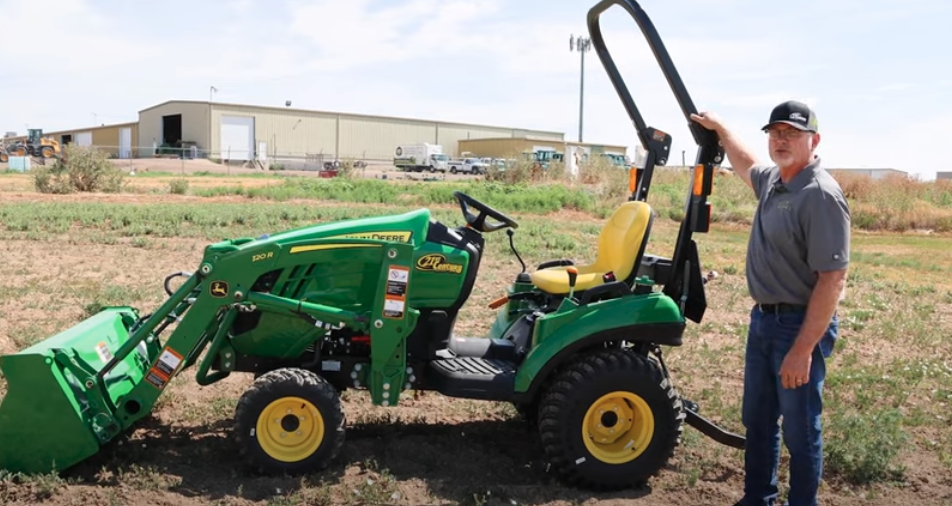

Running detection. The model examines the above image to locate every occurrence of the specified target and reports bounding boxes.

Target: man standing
[691,100,850,506]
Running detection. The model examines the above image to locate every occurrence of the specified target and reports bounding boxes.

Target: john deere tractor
[0,0,743,491]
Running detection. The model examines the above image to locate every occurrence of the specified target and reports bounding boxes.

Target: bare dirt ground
[1,177,951,506]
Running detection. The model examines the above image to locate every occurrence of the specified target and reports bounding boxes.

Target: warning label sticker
[384,298,405,317]
[387,266,409,297]
[145,370,168,389]
[145,347,184,390]
[95,341,113,365]
[383,265,409,319]
[155,348,183,376]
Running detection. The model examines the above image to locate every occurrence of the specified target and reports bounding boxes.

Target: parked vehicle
[393,143,450,173]
[448,156,488,174]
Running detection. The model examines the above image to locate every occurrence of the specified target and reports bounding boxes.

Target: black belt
[756,303,807,314]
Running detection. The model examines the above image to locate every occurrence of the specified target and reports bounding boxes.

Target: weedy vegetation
[0,161,949,505]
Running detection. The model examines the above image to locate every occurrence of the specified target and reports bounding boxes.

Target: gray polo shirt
[747,156,851,305]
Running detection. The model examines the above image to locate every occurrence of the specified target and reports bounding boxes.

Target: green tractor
[0,0,744,491]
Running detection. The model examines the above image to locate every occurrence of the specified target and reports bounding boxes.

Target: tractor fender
[512,321,684,404]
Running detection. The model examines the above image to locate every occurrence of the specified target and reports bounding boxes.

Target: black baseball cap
[761,100,818,132]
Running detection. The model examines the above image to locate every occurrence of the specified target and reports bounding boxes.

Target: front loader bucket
[0,306,156,474]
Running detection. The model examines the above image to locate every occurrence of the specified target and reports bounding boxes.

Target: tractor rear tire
[536,349,684,491]
[234,367,345,475]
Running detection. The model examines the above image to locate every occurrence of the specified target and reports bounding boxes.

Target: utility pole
[570,34,591,143]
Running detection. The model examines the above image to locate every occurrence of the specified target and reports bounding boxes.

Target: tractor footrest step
[426,357,516,401]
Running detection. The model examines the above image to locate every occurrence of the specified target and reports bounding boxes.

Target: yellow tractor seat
[530,200,653,295]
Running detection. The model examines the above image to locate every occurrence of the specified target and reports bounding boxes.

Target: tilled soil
[1,197,951,505]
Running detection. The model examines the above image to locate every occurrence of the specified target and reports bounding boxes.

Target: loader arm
[0,235,410,474]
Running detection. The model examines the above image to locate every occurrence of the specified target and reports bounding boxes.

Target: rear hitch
[684,408,746,450]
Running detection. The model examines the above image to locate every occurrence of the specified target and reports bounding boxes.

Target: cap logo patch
[789,112,805,121]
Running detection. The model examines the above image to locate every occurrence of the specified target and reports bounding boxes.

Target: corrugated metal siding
[138,102,210,155]
[136,100,565,162]
[339,117,435,160]
[210,105,338,159]
[39,122,140,158]
[437,126,515,157]
[459,138,565,159]
[512,129,563,142]
[91,127,118,154]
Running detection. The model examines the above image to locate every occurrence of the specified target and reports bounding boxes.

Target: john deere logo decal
[209,280,229,298]
[416,254,463,274]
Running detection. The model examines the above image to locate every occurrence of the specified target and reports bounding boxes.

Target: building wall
[90,100,570,162]
[138,101,211,155]
[199,100,563,160]
[338,116,435,160]
[16,122,139,158]
[210,104,336,160]
[936,171,952,180]
[437,125,557,157]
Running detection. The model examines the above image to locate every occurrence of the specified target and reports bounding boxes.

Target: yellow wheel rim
[582,391,654,464]
[255,396,325,463]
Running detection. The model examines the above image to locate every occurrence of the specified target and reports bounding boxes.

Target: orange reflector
[692,165,705,196]
[629,167,637,193]
[488,295,509,309]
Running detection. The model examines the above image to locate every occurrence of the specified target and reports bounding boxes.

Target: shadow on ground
[64,414,665,505]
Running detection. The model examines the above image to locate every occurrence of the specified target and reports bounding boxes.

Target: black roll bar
[586,0,720,315]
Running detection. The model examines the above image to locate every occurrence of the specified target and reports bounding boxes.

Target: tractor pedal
[426,357,516,402]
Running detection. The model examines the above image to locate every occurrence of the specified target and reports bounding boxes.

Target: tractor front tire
[234,367,345,475]
[537,349,684,491]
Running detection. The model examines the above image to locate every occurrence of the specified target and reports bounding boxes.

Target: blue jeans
[739,305,838,506]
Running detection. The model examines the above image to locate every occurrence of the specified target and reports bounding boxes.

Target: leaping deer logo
[210,281,228,298]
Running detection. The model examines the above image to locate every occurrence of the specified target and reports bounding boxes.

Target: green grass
[1,171,952,501]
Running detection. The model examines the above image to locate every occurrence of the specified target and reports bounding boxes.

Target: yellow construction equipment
[10,129,62,159]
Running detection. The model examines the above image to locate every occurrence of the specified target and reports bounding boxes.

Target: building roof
[138,99,565,138]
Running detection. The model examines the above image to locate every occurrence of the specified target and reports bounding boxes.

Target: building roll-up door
[220,115,254,161]
[118,128,132,158]
[74,132,93,147]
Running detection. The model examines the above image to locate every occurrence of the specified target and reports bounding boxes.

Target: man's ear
[812,133,822,150]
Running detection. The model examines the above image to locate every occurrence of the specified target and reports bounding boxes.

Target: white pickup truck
[447,156,488,175]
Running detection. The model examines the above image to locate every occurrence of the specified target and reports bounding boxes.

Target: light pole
[570,34,591,143]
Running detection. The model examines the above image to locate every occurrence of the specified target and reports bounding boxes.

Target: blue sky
[1,0,949,179]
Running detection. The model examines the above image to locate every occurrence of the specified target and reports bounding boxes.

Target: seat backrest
[594,201,653,284]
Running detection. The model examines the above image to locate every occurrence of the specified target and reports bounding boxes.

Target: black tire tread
[536,348,684,491]
[234,367,345,475]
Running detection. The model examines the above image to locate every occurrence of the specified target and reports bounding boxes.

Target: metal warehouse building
[4,122,138,159]
[136,100,565,163]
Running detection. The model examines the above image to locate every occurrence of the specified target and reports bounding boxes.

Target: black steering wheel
[453,191,519,233]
